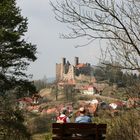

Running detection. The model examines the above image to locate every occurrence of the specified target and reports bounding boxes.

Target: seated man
[75,107,93,138]
[75,107,92,123]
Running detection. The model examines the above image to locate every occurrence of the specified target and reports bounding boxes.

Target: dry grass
[32,133,47,140]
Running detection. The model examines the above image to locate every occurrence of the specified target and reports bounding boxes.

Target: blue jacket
[75,115,92,123]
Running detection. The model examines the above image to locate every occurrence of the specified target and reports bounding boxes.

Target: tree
[51,84,58,100]
[0,0,37,139]
[51,0,140,72]
[0,0,37,96]
[51,2,140,139]
[34,78,47,92]
[0,97,31,140]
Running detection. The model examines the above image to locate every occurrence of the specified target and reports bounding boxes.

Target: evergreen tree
[0,0,37,96]
[0,1,37,139]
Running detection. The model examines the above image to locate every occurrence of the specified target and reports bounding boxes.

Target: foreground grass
[32,133,52,140]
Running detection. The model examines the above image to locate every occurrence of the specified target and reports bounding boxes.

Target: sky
[16,0,102,80]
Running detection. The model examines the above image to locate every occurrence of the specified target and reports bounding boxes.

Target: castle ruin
[56,57,95,83]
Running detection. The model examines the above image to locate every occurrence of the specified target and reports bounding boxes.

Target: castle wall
[56,63,61,81]
[56,57,94,82]
[62,65,75,80]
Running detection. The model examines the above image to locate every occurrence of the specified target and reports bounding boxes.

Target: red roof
[67,79,76,85]
[82,85,94,90]
[76,63,86,68]
[18,97,33,103]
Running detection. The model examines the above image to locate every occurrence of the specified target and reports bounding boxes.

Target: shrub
[106,110,140,140]
[28,115,52,134]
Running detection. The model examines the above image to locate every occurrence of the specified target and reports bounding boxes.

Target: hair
[61,108,67,114]
[79,107,86,114]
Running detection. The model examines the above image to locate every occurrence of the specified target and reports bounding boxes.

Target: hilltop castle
[56,57,95,83]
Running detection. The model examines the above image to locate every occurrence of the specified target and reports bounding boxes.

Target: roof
[18,97,33,103]
[76,63,86,68]
[81,85,95,90]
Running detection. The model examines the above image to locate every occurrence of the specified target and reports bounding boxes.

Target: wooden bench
[52,123,107,140]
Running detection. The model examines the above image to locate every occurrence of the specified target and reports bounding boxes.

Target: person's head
[60,107,68,115]
[79,107,86,115]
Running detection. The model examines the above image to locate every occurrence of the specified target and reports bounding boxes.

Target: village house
[81,85,98,95]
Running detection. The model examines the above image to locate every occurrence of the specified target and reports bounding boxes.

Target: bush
[0,96,31,140]
[28,115,52,134]
[93,109,140,140]
[106,110,140,140]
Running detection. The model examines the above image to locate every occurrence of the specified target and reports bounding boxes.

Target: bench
[52,123,107,140]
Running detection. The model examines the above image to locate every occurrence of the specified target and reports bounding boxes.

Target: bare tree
[50,0,140,72]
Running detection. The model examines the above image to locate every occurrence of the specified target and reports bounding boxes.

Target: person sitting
[74,107,93,138]
[75,107,92,123]
[56,107,70,123]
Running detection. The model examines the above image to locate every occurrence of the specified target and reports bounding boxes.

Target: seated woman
[56,107,70,123]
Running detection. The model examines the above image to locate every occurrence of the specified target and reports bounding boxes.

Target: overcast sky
[16,0,102,80]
